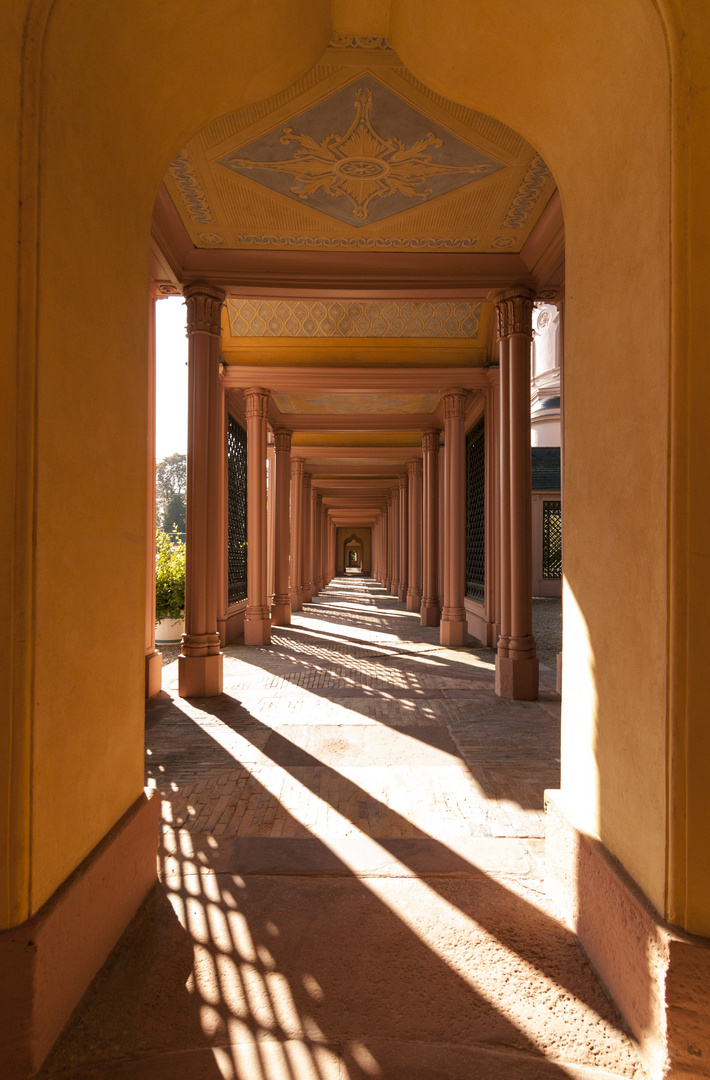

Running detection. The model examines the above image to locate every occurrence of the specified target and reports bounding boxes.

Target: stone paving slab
[41,576,647,1080]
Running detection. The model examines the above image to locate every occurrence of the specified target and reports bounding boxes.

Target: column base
[303,584,313,603]
[495,654,538,699]
[0,793,158,1080]
[244,607,271,645]
[391,579,399,597]
[315,576,324,592]
[440,616,468,647]
[406,588,422,613]
[145,649,162,698]
[398,584,407,603]
[179,652,223,697]
[545,790,710,1080]
[420,598,440,626]
[289,587,302,613]
[271,598,292,626]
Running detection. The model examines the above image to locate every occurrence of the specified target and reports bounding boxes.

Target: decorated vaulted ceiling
[163,40,555,255]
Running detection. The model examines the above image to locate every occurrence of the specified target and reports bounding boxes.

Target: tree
[156,453,186,533]
[162,491,186,535]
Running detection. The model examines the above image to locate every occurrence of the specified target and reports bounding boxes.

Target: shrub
[155,529,186,622]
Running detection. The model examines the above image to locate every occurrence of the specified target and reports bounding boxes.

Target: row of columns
[176,283,538,702]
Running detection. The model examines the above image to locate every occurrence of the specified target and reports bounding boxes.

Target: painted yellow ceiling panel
[163,50,555,254]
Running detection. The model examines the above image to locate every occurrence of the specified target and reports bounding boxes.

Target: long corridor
[41,580,647,1079]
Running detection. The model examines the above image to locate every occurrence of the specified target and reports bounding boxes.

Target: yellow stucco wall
[2,0,709,934]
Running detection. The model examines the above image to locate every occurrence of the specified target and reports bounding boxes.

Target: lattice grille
[466,416,485,602]
[542,501,562,578]
[227,415,248,604]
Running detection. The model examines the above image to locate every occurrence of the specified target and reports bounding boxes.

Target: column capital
[290,456,305,476]
[273,428,292,453]
[398,474,408,491]
[442,389,467,421]
[422,428,441,453]
[407,457,423,477]
[184,283,226,336]
[244,386,270,419]
[302,471,312,491]
[494,288,535,339]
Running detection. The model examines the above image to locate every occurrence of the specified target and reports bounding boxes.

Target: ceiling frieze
[226,299,481,339]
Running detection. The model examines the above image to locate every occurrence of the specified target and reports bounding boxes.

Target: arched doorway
[8,6,703,1075]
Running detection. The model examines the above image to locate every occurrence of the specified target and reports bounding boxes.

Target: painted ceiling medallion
[219,76,504,227]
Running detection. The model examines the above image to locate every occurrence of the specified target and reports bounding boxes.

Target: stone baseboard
[0,792,159,1079]
[545,790,710,1079]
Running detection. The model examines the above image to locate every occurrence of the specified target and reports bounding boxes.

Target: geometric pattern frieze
[227,299,481,339]
[231,233,480,251]
[219,76,504,228]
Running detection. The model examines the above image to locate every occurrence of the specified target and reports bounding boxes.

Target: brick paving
[146,577,561,849]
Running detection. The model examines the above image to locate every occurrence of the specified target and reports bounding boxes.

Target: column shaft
[315,494,324,593]
[398,474,408,602]
[289,458,304,611]
[390,486,400,596]
[302,472,312,602]
[421,430,440,626]
[145,292,162,697]
[179,284,225,697]
[381,503,390,589]
[440,391,469,646]
[494,289,538,699]
[406,458,423,612]
[244,387,271,645]
[271,429,292,626]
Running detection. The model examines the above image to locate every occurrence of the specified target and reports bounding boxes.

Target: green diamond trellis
[466,416,485,603]
[227,415,248,604]
[542,500,562,578]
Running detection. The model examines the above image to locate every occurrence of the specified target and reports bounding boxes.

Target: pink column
[266,443,276,607]
[244,386,271,646]
[381,502,389,588]
[390,485,400,596]
[289,457,304,612]
[440,389,468,646]
[309,488,318,596]
[145,291,162,697]
[315,493,324,593]
[398,474,408,602]
[495,289,539,699]
[301,471,312,603]
[320,502,328,586]
[179,284,225,697]
[421,429,441,626]
[406,457,423,613]
[271,429,292,626]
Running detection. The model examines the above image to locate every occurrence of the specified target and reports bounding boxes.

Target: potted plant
[155,528,186,643]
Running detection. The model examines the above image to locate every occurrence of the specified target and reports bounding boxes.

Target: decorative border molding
[227,299,481,339]
[501,153,551,230]
[232,233,480,251]
[328,35,392,50]
[168,149,215,225]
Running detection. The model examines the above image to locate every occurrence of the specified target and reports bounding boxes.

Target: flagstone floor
[39,578,647,1080]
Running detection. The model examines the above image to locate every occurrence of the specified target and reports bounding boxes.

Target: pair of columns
[374,399,466,648]
[290,462,330,609]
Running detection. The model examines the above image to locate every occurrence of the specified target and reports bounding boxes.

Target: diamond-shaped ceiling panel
[218,75,504,228]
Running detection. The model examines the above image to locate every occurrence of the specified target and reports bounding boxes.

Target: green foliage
[156,453,186,530]
[163,491,186,534]
[155,529,186,622]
